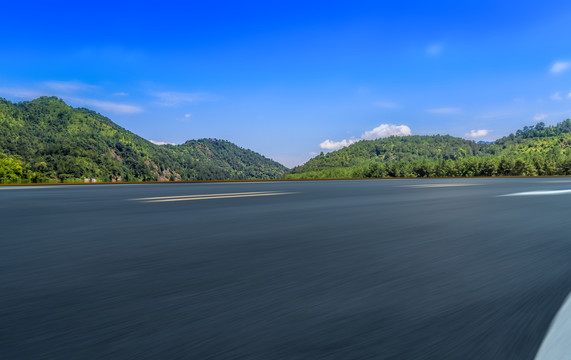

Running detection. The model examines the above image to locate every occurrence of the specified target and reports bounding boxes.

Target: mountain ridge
[0,97,287,183]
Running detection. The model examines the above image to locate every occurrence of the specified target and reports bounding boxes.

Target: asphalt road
[2,178,571,359]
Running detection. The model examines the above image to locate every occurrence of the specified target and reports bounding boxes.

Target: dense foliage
[0,97,287,183]
[286,120,571,179]
[4,96,571,183]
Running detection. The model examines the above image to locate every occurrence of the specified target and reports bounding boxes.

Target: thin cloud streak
[69,97,143,114]
[373,101,399,109]
[426,43,443,56]
[43,81,97,93]
[425,107,462,114]
[0,86,143,114]
[0,87,47,99]
[550,61,570,74]
[151,91,213,107]
[551,92,562,100]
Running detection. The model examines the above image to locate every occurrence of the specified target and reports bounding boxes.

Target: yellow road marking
[141,192,296,203]
[130,191,275,201]
[399,184,479,188]
[129,191,296,203]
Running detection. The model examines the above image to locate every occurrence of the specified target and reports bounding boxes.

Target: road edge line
[535,292,571,360]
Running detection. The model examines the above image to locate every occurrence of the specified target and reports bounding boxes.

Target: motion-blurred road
[2,178,571,359]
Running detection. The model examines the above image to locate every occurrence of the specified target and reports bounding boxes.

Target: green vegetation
[0,97,287,183]
[3,96,571,184]
[286,120,571,179]
[0,153,46,183]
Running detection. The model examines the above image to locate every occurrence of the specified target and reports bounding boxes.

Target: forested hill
[0,97,287,183]
[287,135,491,178]
[286,120,571,179]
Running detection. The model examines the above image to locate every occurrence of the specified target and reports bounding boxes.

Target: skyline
[2,1,571,167]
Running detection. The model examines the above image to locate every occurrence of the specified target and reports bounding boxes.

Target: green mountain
[286,120,571,179]
[0,97,287,183]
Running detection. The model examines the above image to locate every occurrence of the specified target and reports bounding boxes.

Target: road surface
[2,178,571,359]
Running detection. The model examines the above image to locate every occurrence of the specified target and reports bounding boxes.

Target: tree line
[286,120,571,179]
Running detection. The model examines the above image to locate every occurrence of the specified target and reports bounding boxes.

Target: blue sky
[2,1,571,167]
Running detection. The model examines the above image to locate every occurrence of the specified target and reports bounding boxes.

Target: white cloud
[425,107,462,114]
[184,113,192,118]
[551,92,562,100]
[320,138,358,150]
[320,124,412,150]
[361,124,412,140]
[426,43,443,56]
[373,101,399,109]
[152,91,210,106]
[533,113,548,122]
[113,92,129,96]
[149,140,176,146]
[568,93,571,99]
[465,129,490,138]
[550,61,571,74]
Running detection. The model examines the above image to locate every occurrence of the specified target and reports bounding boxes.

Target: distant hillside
[286,120,571,179]
[0,97,287,183]
[289,135,489,174]
[498,120,571,141]
[287,135,491,178]
[487,120,571,157]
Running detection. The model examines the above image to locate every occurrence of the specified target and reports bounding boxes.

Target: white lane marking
[0,184,145,190]
[0,185,105,190]
[535,293,571,360]
[399,184,479,188]
[500,190,571,197]
[140,192,296,203]
[130,191,275,201]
